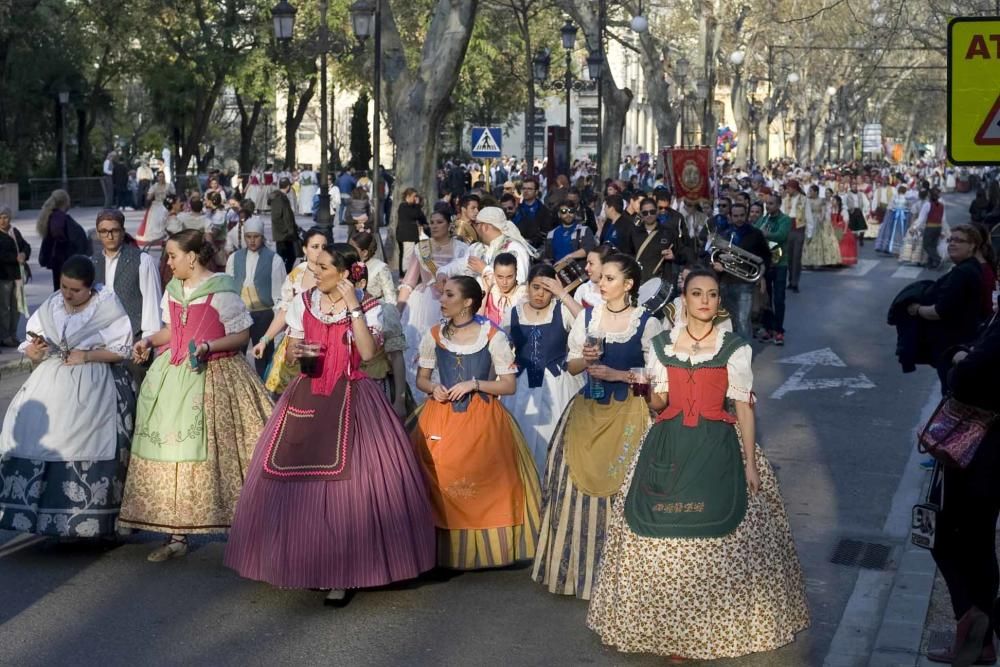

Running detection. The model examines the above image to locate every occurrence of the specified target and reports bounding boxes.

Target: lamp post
[533,20,600,166]
[694,78,708,145]
[351,0,382,243]
[272,0,372,231]
[674,57,689,146]
[747,76,759,168]
[57,88,69,191]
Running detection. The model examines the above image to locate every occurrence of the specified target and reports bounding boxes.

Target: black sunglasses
[640,210,657,217]
[558,207,574,214]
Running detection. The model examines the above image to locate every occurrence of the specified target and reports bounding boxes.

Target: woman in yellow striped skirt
[531,254,661,599]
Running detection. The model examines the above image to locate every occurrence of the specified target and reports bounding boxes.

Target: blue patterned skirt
[0,366,135,538]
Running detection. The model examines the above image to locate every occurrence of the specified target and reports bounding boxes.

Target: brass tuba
[768,241,783,265]
[709,234,764,282]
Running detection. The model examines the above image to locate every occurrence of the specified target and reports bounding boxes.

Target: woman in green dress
[587,267,809,660]
[119,229,273,561]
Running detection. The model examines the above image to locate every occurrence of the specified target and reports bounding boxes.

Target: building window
[580,107,599,145]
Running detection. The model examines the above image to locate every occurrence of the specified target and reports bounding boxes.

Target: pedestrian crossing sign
[947,17,1000,164]
[471,127,503,158]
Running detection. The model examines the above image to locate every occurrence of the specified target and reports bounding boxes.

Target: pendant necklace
[606,302,629,314]
[686,325,714,354]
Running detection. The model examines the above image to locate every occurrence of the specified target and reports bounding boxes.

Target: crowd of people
[0,152,997,662]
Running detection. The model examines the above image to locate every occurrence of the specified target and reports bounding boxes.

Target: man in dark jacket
[270,177,298,272]
[512,176,554,250]
[112,156,130,210]
[624,197,681,286]
[713,202,771,339]
[0,208,29,347]
[396,187,426,273]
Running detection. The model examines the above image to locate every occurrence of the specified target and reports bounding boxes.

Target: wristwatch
[349,308,364,320]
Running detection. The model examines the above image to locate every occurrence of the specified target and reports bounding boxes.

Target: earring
[189,260,195,271]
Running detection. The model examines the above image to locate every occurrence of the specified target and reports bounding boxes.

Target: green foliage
[0,142,15,182]
[349,94,372,172]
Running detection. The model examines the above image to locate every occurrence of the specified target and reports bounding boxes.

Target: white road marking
[772,348,876,399]
[0,533,46,559]
[891,266,924,280]
[840,259,879,277]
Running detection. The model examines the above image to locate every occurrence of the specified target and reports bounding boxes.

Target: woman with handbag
[925,316,1000,665]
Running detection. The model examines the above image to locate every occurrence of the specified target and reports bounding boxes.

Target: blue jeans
[722,281,755,340]
[763,265,788,334]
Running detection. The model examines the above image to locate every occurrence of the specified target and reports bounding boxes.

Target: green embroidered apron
[624,332,749,538]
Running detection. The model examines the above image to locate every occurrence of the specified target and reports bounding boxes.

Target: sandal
[147,535,188,562]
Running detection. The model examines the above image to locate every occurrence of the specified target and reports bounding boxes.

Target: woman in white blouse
[588,267,809,660]
[0,256,136,538]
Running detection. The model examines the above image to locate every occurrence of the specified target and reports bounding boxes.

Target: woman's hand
[952,350,969,365]
[586,364,618,381]
[132,339,151,363]
[431,384,451,402]
[252,340,267,359]
[467,256,487,274]
[446,380,477,402]
[25,339,48,363]
[537,277,566,300]
[906,303,920,317]
[581,343,602,364]
[745,461,761,495]
[64,349,88,366]
[337,280,360,309]
[194,342,210,359]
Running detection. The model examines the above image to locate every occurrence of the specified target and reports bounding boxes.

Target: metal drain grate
[830,539,892,570]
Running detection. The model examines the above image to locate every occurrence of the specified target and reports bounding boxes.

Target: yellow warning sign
[948,17,1000,164]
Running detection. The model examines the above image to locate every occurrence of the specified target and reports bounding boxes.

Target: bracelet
[260,335,271,345]
[83,350,90,363]
[349,307,364,320]
[474,378,481,392]
[202,340,211,355]
[399,284,413,292]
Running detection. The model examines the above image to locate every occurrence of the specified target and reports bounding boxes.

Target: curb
[867,473,936,667]
[0,355,31,376]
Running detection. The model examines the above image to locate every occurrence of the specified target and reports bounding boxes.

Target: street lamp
[272,0,375,232]
[787,71,800,84]
[534,20,598,168]
[57,88,69,191]
[729,50,745,67]
[674,57,689,145]
[350,0,383,246]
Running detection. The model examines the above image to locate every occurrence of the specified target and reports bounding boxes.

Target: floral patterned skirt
[0,366,135,538]
[118,356,272,535]
[587,444,810,659]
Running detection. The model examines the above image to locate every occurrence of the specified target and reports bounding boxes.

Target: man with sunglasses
[545,202,596,264]
[511,176,554,250]
[624,197,681,286]
[564,188,597,234]
[93,209,163,382]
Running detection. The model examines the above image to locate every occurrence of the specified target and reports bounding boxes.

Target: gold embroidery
[444,477,478,499]
[652,501,705,514]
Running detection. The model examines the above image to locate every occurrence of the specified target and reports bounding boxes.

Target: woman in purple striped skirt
[224,244,436,604]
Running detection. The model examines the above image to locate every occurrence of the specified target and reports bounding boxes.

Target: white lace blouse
[160,274,253,334]
[649,326,754,402]
[284,288,382,339]
[20,287,133,357]
[418,320,517,375]
[365,258,397,303]
[567,305,662,366]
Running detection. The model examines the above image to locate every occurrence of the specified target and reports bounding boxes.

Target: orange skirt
[411,395,525,530]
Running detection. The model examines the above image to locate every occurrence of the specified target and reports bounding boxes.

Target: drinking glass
[585,334,605,399]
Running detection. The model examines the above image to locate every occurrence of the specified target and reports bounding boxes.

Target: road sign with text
[948,17,1000,164]
[471,127,503,158]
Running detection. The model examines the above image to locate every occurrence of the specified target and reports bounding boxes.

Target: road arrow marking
[771,348,876,399]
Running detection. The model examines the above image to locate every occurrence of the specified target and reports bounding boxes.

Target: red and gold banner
[664,148,712,201]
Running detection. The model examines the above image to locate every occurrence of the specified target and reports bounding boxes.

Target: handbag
[917,395,996,468]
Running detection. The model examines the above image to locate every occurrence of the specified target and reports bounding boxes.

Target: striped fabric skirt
[531,397,647,600]
[224,376,436,589]
[410,398,541,570]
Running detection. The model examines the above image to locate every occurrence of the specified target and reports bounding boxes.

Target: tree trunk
[730,69,749,166]
[380,0,479,238]
[236,94,263,174]
[900,108,917,163]
[174,71,226,180]
[635,27,678,158]
[283,75,317,169]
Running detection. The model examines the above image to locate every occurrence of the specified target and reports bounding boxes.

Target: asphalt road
[0,196,969,666]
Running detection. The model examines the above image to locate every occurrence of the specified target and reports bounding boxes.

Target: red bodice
[656,365,737,428]
[300,291,373,395]
[167,294,235,366]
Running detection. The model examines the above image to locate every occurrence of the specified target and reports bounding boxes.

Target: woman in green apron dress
[587,267,810,660]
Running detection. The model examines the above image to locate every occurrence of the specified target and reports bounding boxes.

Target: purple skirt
[224,376,436,589]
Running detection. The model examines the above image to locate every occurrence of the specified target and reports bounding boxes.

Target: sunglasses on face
[559,208,574,214]
[640,210,657,217]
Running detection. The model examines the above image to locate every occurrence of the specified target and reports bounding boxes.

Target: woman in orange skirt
[830,194,858,267]
[409,276,541,570]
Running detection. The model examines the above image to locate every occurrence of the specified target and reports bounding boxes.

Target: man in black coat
[269,177,298,273]
[0,209,29,346]
[396,188,426,273]
[511,176,554,250]
[624,197,681,287]
[713,202,771,339]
